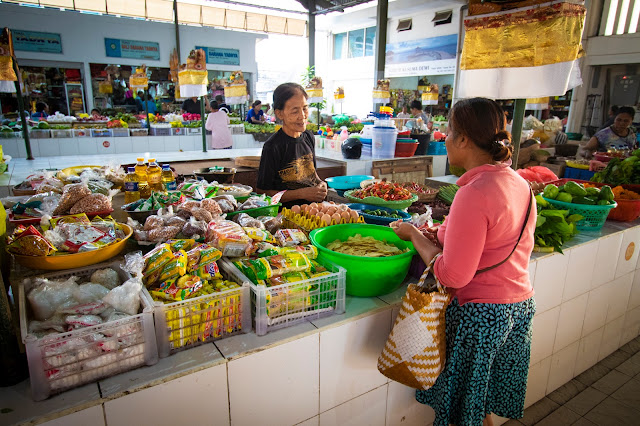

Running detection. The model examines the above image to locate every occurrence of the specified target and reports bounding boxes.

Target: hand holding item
[390,220,416,241]
[299,184,327,202]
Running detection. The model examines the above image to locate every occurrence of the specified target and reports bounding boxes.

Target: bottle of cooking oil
[135,157,151,198]
[161,164,177,191]
[124,167,140,204]
[146,158,163,193]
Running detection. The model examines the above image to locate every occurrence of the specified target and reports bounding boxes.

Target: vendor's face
[614,113,633,133]
[277,92,309,134]
[445,124,463,167]
[254,103,261,112]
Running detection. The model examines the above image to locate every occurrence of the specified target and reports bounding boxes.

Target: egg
[309,207,319,217]
[291,205,301,215]
[331,213,342,223]
[340,211,351,221]
[326,207,337,216]
[337,204,348,211]
[321,214,332,225]
[349,209,359,220]
[310,202,318,210]
[301,204,309,213]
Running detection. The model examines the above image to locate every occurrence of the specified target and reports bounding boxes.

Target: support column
[308,0,315,69]
[511,98,526,169]
[174,0,181,61]
[373,0,388,110]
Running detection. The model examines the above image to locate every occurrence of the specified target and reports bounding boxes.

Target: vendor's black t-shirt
[257,129,321,207]
[182,98,202,114]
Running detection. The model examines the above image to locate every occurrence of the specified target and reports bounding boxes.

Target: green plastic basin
[310,224,415,297]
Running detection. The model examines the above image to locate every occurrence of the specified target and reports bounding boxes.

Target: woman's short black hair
[210,101,219,110]
[618,106,636,118]
[36,102,47,112]
[410,100,422,111]
[252,100,262,108]
[273,83,307,111]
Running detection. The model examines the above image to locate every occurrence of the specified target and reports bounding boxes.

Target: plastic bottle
[146,158,163,193]
[135,157,151,199]
[124,167,141,204]
[161,164,177,191]
[340,127,349,142]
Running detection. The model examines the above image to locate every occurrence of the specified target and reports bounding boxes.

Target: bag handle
[475,189,534,276]
[417,253,444,293]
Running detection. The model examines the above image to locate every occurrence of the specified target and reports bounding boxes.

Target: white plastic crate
[186,127,202,135]
[229,124,244,135]
[30,129,51,139]
[170,127,185,136]
[220,258,346,336]
[73,129,91,138]
[129,128,149,137]
[112,128,129,137]
[51,129,73,138]
[151,260,251,358]
[150,127,171,136]
[90,129,112,138]
[0,131,16,139]
[19,261,159,401]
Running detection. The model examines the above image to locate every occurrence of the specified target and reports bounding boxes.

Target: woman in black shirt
[257,83,327,207]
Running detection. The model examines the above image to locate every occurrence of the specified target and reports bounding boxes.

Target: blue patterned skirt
[416,297,536,426]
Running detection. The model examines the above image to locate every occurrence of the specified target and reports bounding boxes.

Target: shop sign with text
[105,38,160,61]
[196,46,240,66]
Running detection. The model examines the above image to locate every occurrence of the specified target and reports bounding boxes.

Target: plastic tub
[346,203,411,226]
[372,127,397,159]
[225,196,280,219]
[19,261,158,401]
[395,141,419,157]
[563,167,595,181]
[343,189,418,210]
[325,175,375,190]
[153,261,252,357]
[427,141,447,155]
[310,224,415,297]
[221,258,346,336]
[607,199,640,221]
[542,196,617,231]
[112,128,129,137]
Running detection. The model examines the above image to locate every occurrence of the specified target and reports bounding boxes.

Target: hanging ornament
[178,49,208,98]
[372,79,390,104]
[223,70,248,105]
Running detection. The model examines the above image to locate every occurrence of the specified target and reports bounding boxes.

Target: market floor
[504,336,640,426]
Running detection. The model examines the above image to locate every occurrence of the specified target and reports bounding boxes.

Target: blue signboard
[196,46,240,66]
[105,38,160,61]
[11,30,62,54]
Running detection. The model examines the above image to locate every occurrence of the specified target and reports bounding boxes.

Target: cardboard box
[540,161,566,179]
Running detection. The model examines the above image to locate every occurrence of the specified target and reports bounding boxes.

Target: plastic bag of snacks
[7,225,56,256]
[275,229,309,247]
[233,253,312,283]
[205,220,252,257]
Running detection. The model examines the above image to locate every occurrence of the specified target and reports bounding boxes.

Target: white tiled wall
[582,284,610,337]
[319,386,388,426]
[598,315,625,361]
[563,241,598,301]
[547,340,580,393]
[616,227,640,278]
[605,272,634,323]
[531,306,560,364]
[575,327,604,376]
[386,381,435,426]
[533,254,569,313]
[525,357,551,408]
[592,233,623,288]
[40,405,104,426]
[554,293,588,352]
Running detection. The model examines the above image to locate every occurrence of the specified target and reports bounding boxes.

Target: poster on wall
[195,46,240,66]
[11,30,62,54]
[385,34,457,77]
[105,38,160,61]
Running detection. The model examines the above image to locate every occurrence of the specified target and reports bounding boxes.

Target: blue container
[427,141,447,155]
[360,138,372,145]
[345,203,411,226]
[563,167,595,180]
[325,175,375,190]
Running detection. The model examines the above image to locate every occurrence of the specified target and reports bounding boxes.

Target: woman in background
[205,101,232,149]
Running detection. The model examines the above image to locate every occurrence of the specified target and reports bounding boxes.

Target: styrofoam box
[220,258,346,336]
[19,262,158,401]
[186,127,202,135]
[152,260,252,358]
[50,129,74,138]
[170,128,185,136]
[90,129,113,138]
[112,128,130,137]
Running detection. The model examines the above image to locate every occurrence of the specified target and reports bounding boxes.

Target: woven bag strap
[417,253,444,292]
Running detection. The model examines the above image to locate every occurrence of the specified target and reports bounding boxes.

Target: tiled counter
[3,220,640,426]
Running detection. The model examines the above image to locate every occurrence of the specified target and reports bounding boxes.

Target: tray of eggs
[284,202,365,234]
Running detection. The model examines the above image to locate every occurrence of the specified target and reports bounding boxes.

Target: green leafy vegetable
[534,203,582,254]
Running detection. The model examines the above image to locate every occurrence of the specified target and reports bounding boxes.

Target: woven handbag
[377,255,450,390]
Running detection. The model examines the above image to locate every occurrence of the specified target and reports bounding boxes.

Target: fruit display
[107,119,127,128]
[182,113,201,121]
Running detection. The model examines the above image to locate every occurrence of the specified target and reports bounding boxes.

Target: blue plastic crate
[427,141,447,155]
[563,167,595,180]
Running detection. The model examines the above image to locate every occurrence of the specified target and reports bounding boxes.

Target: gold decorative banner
[178,69,208,86]
[461,2,586,70]
[0,56,17,82]
[129,76,148,89]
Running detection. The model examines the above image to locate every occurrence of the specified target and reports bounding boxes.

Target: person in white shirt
[205,101,233,149]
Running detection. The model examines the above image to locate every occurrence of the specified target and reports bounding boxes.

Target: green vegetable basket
[542,197,617,231]
[343,190,418,210]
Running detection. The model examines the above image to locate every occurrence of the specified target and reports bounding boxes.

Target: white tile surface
[592,233,623,288]
[563,241,598,301]
[96,137,115,155]
[39,139,61,157]
[525,356,551,408]
[319,309,391,412]
[131,137,149,154]
[295,416,319,426]
[533,254,569,313]
[1,138,19,158]
[40,405,105,426]
[59,138,79,156]
[165,136,180,152]
[621,306,640,346]
[228,333,319,426]
[598,315,625,361]
[606,272,634,323]
[319,386,388,426]
[531,306,560,365]
[629,269,640,311]
[616,227,640,278]
[575,327,604,375]
[148,136,164,153]
[547,340,580,394]
[180,136,198,152]
[18,138,27,157]
[386,381,435,426]
[582,285,610,337]
[529,261,537,288]
[554,293,589,352]
[104,363,229,426]
[114,138,134,154]
[77,139,98,155]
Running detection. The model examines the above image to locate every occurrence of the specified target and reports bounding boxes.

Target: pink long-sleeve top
[434,163,536,305]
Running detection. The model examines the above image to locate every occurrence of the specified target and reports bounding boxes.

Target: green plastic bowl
[344,189,418,210]
[310,224,415,297]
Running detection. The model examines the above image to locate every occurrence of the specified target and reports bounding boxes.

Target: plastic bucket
[372,127,397,159]
[411,133,431,156]
[361,125,374,139]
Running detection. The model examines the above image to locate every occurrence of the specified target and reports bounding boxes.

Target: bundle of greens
[592,150,640,185]
[534,195,583,253]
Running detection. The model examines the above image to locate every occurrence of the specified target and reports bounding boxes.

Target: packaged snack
[156,191,186,207]
[151,276,202,301]
[89,269,120,290]
[233,258,270,284]
[200,198,223,216]
[147,226,181,242]
[178,181,207,200]
[243,227,276,243]
[212,195,237,213]
[234,253,311,283]
[206,220,252,257]
[253,242,279,258]
[192,207,213,223]
[193,261,223,280]
[53,183,91,215]
[166,239,196,252]
[48,213,91,230]
[186,244,222,272]
[279,244,318,259]
[238,196,268,210]
[143,244,173,271]
[166,216,187,228]
[176,274,201,289]
[181,217,208,238]
[234,213,265,229]
[178,200,201,214]
[65,314,103,328]
[144,215,164,231]
[267,271,309,286]
[275,229,309,247]
[157,250,188,283]
[59,224,108,253]
[258,215,283,234]
[69,193,112,215]
[309,259,327,274]
[7,225,57,256]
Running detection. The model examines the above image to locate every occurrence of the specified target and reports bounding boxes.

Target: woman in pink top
[205,101,233,149]
[393,98,536,426]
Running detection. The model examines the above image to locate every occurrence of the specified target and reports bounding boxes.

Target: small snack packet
[143,244,173,271]
[193,261,223,280]
[275,229,309,247]
[151,276,202,301]
[7,225,57,256]
[243,227,276,244]
[157,250,188,283]
[279,245,318,259]
[166,239,196,252]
